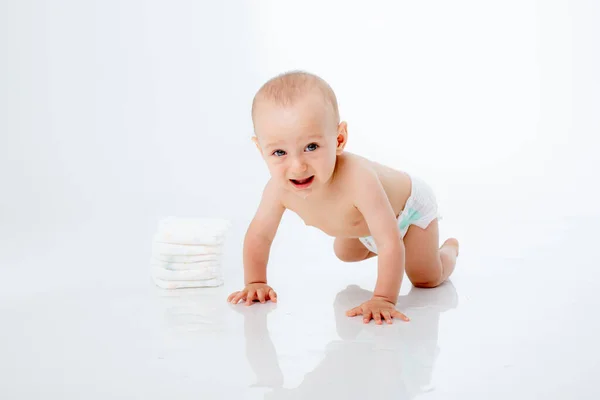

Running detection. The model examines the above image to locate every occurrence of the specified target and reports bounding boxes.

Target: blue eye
[305,143,318,152]
[272,150,286,157]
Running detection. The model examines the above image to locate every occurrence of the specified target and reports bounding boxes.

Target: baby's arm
[243,179,285,285]
[228,179,285,305]
[353,167,405,304]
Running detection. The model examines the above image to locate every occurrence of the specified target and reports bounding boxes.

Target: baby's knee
[412,279,443,289]
[407,263,444,288]
[333,238,370,262]
[334,247,363,263]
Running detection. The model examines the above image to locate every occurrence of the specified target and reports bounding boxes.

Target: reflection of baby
[242,282,458,399]
[229,71,459,324]
[233,304,284,389]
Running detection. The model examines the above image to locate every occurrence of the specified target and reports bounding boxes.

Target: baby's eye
[305,143,319,152]
[272,149,286,157]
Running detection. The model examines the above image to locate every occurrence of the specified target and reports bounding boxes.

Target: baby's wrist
[372,294,397,305]
[245,280,267,286]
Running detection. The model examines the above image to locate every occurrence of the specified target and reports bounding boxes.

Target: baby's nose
[291,157,308,172]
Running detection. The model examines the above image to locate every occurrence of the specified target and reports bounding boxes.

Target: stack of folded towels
[150,217,231,289]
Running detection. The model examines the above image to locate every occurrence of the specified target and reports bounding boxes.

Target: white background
[1,1,599,398]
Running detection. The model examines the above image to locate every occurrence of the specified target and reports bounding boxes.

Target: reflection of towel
[151,266,219,281]
[151,259,220,271]
[152,276,223,289]
[152,242,222,256]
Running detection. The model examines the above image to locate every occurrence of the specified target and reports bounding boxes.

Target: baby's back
[361,154,413,217]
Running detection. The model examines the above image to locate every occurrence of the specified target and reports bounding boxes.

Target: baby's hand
[346,297,410,324]
[227,283,277,306]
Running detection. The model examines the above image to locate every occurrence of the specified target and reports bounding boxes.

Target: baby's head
[251,71,347,196]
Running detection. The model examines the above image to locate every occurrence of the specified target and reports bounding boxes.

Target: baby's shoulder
[260,178,286,204]
[335,152,380,183]
[336,152,410,195]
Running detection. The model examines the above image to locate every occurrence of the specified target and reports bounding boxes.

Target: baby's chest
[289,202,370,238]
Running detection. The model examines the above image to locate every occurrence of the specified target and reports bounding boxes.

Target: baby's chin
[288,186,314,199]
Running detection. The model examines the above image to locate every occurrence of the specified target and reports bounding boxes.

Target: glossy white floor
[1,1,599,399]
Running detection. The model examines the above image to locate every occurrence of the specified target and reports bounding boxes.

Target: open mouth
[290,176,315,188]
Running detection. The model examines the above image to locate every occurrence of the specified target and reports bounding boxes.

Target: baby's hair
[251,70,340,125]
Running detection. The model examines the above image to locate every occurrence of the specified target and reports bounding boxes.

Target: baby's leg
[334,237,377,262]
[403,219,459,288]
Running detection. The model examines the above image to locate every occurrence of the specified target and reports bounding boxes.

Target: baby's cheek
[322,157,336,174]
[270,165,287,179]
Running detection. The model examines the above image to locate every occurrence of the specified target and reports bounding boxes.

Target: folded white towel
[152,242,223,256]
[153,233,225,246]
[154,217,230,245]
[150,217,230,289]
[151,253,221,263]
[151,259,220,271]
[152,276,223,289]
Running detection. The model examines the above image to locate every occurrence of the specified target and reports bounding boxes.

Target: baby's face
[253,93,340,196]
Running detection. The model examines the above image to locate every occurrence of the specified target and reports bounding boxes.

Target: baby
[228,71,459,324]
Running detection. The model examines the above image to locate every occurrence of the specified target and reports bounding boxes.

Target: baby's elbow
[245,230,272,249]
[376,234,404,256]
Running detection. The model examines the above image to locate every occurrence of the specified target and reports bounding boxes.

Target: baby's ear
[251,136,263,154]
[336,121,348,155]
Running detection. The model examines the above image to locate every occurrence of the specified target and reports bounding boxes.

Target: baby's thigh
[333,237,375,262]
[403,219,443,287]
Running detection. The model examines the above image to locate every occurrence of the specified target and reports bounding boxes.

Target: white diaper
[152,253,221,263]
[359,175,439,254]
[150,217,230,289]
[152,242,223,256]
[151,259,221,271]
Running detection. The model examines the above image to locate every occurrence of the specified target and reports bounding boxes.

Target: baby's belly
[309,219,371,238]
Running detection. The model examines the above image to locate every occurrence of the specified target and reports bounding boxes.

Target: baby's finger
[381,310,393,324]
[246,289,256,306]
[391,310,410,322]
[230,292,245,304]
[363,310,373,324]
[268,289,277,302]
[373,312,383,325]
[227,292,237,302]
[257,288,266,303]
[346,307,362,317]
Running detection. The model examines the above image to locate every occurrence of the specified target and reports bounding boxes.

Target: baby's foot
[442,238,459,256]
